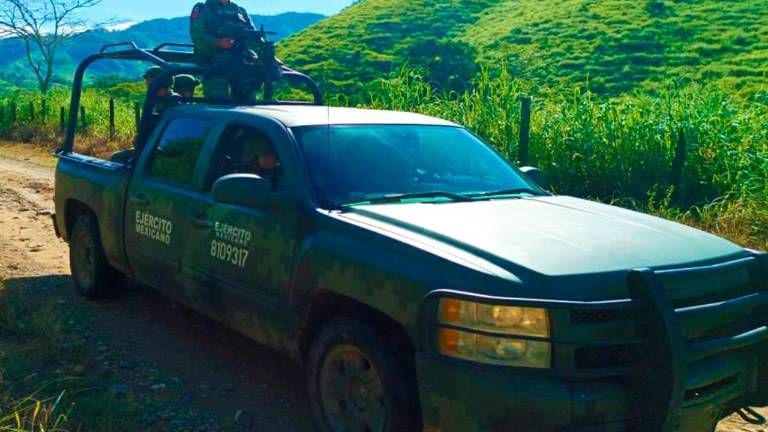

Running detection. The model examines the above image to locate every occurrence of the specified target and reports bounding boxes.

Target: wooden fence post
[41,98,47,120]
[519,96,532,165]
[10,101,16,123]
[670,129,687,204]
[60,106,66,133]
[134,102,141,132]
[80,106,87,132]
[109,98,116,140]
[28,101,35,121]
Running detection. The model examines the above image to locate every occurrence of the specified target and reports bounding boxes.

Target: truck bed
[54,152,133,275]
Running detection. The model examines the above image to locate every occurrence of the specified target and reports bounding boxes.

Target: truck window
[207,125,282,190]
[149,118,213,187]
[294,125,541,206]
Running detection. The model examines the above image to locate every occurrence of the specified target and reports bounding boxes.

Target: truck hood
[342,196,744,276]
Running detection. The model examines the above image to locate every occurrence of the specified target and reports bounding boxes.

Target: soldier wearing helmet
[143,66,178,114]
[173,74,201,98]
[189,0,261,100]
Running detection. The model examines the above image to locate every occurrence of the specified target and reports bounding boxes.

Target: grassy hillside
[278,0,768,97]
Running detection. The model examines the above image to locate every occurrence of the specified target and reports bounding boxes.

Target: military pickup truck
[53,45,768,432]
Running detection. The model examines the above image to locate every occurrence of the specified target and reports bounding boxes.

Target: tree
[0,0,105,94]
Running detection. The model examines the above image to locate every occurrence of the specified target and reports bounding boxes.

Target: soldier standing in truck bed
[189,0,258,100]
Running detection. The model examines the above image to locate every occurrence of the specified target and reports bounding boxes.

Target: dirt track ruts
[0,151,765,431]
[0,152,313,431]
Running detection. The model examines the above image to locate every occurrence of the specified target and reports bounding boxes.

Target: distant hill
[0,12,324,88]
[278,0,768,96]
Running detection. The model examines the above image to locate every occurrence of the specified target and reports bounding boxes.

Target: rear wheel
[69,213,115,299]
[307,319,421,432]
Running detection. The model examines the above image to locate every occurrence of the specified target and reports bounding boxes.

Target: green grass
[0,280,142,431]
[0,84,143,156]
[0,86,141,138]
[278,0,768,98]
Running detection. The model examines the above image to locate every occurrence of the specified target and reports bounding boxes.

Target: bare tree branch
[0,0,107,94]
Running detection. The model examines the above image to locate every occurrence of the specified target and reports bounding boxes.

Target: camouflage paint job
[54,104,768,431]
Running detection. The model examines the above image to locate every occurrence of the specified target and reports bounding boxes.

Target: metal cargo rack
[62,41,324,153]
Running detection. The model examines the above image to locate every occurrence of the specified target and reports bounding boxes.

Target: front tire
[307,319,421,432]
[69,213,114,299]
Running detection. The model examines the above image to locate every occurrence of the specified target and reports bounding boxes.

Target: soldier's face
[253,152,277,172]
[257,152,278,171]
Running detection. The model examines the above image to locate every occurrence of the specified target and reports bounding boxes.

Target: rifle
[217,24,281,79]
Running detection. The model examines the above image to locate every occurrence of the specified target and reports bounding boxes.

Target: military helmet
[173,74,201,94]
[143,66,172,87]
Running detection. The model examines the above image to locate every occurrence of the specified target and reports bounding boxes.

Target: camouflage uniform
[143,66,179,114]
[189,0,257,100]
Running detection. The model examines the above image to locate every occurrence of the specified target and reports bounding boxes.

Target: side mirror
[211,174,272,207]
[520,166,547,188]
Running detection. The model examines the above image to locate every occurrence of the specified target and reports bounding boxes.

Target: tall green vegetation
[0,85,141,153]
[370,67,768,248]
[1,69,765,248]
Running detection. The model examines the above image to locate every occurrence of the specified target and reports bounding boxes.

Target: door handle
[129,194,149,206]
[186,214,212,228]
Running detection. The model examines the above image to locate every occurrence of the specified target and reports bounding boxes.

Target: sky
[83,0,355,24]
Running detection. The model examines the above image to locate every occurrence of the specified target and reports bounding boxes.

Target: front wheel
[307,319,421,432]
[69,213,115,299]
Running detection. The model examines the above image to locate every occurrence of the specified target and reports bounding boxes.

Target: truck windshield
[293,125,544,208]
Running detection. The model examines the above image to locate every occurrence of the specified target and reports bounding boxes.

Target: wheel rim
[73,228,96,287]
[319,344,387,432]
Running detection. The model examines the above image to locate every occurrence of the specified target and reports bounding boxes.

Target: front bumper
[417,252,768,432]
[417,354,632,432]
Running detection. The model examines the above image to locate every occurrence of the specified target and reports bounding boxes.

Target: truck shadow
[1,274,313,431]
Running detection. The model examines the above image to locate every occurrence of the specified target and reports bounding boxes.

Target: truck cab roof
[192,104,460,128]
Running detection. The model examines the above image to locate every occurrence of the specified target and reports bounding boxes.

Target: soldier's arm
[190,4,216,50]
[241,8,256,31]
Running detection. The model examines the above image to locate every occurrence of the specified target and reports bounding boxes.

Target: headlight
[435,298,551,368]
[438,298,550,336]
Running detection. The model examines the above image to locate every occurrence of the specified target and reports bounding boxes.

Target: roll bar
[59,42,324,153]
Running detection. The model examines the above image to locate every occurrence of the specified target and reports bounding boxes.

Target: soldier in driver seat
[228,131,280,189]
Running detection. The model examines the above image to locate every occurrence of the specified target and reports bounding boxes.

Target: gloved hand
[214,38,235,49]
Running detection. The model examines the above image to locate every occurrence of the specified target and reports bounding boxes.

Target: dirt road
[0,152,313,430]
[0,150,765,431]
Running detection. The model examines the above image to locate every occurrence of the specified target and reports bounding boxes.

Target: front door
[179,122,303,346]
[125,117,214,294]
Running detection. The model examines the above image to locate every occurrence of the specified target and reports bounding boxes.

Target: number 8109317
[210,240,249,268]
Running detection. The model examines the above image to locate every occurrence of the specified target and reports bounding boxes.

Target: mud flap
[675,406,722,432]
[51,212,61,238]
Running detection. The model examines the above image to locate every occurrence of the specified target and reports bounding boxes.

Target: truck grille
[574,344,636,369]
[570,308,632,325]
[567,256,766,374]
[559,254,767,430]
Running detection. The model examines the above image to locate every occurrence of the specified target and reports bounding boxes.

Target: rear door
[125,116,215,294]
